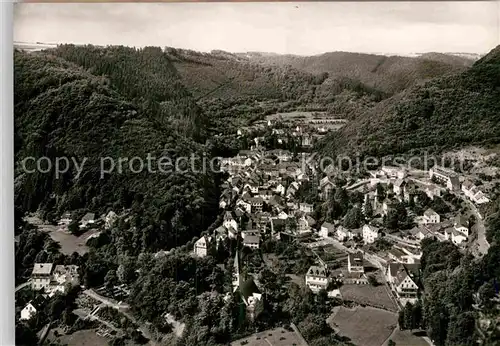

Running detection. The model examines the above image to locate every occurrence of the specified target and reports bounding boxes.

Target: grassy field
[26,216,94,255]
[231,327,306,346]
[340,283,398,312]
[55,329,109,346]
[383,329,430,346]
[328,306,398,346]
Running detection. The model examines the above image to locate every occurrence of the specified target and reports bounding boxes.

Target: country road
[463,197,489,256]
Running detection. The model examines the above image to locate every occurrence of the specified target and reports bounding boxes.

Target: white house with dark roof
[386,262,420,304]
[320,222,335,238]
[454,215,469,237]
[58,212,72,225]
[429,166,460,191]
[20,297,45,321]
[194,235,212,258]
[423,208,440,224]
[336,225,350,241]
[462,180,490,204]
[31,263,54,291]
[408,226,432,241]
[381,166,407,179]
[362,224,380,244]
[298,215,316,234]
[299,203,314,214]
[445,228,467,245]
[223,211,238,231]
[305,265,330,293]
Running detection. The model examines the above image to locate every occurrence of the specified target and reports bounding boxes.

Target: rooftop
[32,263,54,276]
[307,265,328,277]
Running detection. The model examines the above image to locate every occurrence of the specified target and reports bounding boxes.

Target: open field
[383,329,430,346]
[25,215,97,255]
[328,306,397,346]
[231,326,307,346]
[54,329,109,346]
[340,283,398,312]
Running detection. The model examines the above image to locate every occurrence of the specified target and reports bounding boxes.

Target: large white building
[423,208,440,224]
[386,262,420,304]
[31,264,80,294]
[194,235,212,258]
[223,211,238,231]
[305,265,330,293]
[429,166,460,191]
[31,263,54,291]
[362,224,380,244]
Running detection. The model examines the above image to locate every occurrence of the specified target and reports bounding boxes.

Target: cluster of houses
[58,211,97,230]
[430,166,490,205]
[194,148,322,258]
[237,113,348,148]
[21,263,80,321]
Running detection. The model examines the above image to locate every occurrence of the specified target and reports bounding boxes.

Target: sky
[14,2,500,56]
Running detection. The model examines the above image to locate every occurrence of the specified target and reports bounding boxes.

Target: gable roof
[224,211,235,221]
[239,278,261,299]
[81,213,95,222]
[307,265,328,277]
[321,222,335,229]
[32,263,53,276]
[424,208,438,217]
[388,262,421,282]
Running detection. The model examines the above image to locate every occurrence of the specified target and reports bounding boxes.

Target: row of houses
[304,251,421,305]
[430,166,490,204]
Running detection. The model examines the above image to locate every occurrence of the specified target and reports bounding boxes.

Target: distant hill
[164,47,328,103]
[239,51,474,95]
[317,45,500,158]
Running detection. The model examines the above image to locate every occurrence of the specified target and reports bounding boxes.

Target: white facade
[194,236,211,257]
[305,266,330,293]
[423,209,440,224]
[223,213,239,231]
[320,222,335,238]
[20,303,37,321]
[362,224,379,244]
[348,253,364,273]
[31,263,53,291]
[299,203,314,214]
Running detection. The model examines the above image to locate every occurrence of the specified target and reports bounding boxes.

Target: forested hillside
[241,51,472,95]
[318,45,500,158]
[14,49,220,250]
[48,44,208,140]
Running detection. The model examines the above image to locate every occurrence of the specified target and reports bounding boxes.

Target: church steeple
[232,250,242,292]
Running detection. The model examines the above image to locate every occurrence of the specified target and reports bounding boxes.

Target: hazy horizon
[14,2,500,56]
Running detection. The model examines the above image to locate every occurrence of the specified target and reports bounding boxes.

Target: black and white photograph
[10,2,500,345]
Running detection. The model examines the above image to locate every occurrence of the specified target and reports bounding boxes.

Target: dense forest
[14,48,221,251]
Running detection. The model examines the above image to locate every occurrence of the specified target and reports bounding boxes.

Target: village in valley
[195,113,498,345]
[16,111,500,346]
